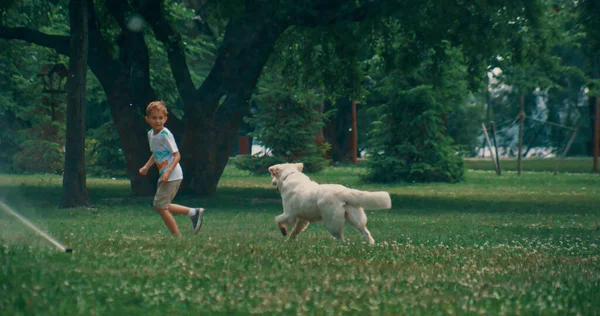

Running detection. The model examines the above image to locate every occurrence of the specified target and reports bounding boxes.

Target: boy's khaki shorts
[153,179,182,210]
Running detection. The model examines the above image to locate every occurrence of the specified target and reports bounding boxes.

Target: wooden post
[351,100,358,165]
[518,93,525,176]
[491,121,501,175]
[554,127,579,175]
[237,136,250,155]
[482,74,492,158]
[482,123,498,173]
[594,96,600,174]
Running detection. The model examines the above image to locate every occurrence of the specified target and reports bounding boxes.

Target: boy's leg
[154,180,183,236]
[169,204,194,215]
[161,180,205,234]
[155,208,181,236]
[170,204,204,235]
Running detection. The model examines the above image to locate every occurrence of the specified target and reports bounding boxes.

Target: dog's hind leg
[320,202,347,243]
[345,205,375,245]
[286,218,309,241]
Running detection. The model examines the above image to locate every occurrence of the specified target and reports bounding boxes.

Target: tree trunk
[104,76,158,196]
[323,99,354,163]
[85,0,161,196]
[589,96,598,156]
[180,15,288,195]
[61,0,90,208]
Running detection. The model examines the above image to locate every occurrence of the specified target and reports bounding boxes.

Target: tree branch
[85,0,125,90]
[192,12,217,41]
[136,0,197,106]
[0,27,69,54]
[105,0,165,119]
[290,0,385,27]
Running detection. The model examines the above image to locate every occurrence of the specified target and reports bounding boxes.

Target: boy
[139,101,204,236]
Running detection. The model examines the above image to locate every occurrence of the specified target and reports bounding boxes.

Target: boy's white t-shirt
[148,127,183,182]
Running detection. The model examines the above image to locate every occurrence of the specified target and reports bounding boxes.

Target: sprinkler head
[65,248,73,253]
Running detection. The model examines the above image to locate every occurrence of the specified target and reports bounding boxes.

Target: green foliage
[0,0,68,31]
[0,0,70,173]
[366,86,464,183]
[270,24,368,102]
[7,90,67,175]
[0,38,56,171]
[265,0,545,178]
[232,155,285,174]
[12,110,66,174]
[486,1,594,157]
[445,99,486,156]
[12,139,64,173]
[579,0,600,72]
[85,122,127,178]
[234,150,332,174]
[364,45,467,183]
[243,79,333,173]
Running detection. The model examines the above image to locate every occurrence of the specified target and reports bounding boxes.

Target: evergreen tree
[365,46,468,183]
[239,77,332,173]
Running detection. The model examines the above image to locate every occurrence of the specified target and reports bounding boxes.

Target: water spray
[0,200,72,253]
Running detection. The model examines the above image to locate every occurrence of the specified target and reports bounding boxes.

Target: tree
[486,1,598,159]
[0,1,67,173]
[322,98,355,163]
[241,77,332,173]
[60,0,90,208]
[1,0,545,193]
[364,45,469,183]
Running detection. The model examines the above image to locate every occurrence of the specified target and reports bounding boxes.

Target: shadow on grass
[1,183,596,217]
[391,194,598,215]
[213,187,596,216]
[0,184,131,208]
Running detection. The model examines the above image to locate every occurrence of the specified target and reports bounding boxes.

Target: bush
[363,45,467,183]
[244,83,332,173]
[364,85,464,183]
[13,140,64,173]
[85,122,127,178]
[233,155,285,174]
[234,149,331,175]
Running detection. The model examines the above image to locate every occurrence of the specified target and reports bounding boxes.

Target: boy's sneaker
[190,208,204,235]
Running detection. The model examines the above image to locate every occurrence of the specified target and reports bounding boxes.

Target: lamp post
[39,63,68,120]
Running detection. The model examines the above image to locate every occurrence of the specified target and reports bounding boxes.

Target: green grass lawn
[465,157,595,173]
[1,164,599,315]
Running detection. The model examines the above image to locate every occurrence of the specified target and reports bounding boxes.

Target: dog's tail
[340,189,392,210]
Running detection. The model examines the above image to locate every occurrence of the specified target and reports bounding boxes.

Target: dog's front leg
[279,224,287,236]
[275,213,293,236]
[286,219,309,241]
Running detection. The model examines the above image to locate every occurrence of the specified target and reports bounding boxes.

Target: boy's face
[145,110,168,132]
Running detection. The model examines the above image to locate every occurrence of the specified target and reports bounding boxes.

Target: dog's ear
[268,166,280,177]
[295,163,304,172]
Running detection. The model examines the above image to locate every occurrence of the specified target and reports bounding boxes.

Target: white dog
[268,163,391,245]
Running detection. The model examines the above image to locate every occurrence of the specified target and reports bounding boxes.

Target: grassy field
[465,157,595,173]
[0,164,599,315]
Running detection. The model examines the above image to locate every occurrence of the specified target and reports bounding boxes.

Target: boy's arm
[139,155,155,176]
[160,152,180,181]
[168,152,180,172]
